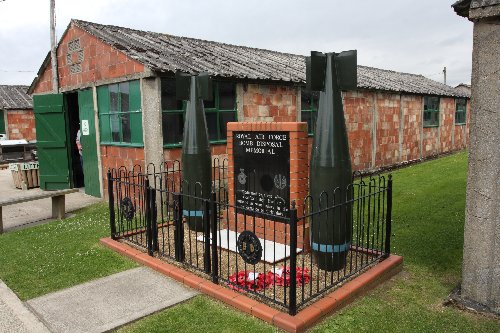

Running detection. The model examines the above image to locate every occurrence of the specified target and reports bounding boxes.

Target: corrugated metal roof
[471,0,500,9]
[454,83,472,96]
[46,19,467,98]
[0,85,32,110]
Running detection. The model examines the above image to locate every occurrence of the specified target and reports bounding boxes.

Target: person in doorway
[76,127,83,172]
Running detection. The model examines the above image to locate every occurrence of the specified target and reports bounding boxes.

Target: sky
[0,0,473,87]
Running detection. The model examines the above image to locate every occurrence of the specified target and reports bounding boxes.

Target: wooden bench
[0,188,79,234]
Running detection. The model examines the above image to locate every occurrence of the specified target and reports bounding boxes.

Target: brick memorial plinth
[227,122,309,251]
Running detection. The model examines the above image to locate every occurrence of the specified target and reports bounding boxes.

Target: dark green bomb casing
[307,50,357,271]
[177,72,213,232]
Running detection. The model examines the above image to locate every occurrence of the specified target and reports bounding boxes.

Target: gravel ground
[121,223,379,311]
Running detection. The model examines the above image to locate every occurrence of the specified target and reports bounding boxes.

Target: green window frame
[300,88,319,135]
[455,98,467,125]
[423,96,440,127]
[161,78,237,147]
[97,80,143,146]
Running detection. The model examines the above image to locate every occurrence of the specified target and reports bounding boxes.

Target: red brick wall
[163,145,227,162]
[440,97,455,153]
[242,84,298,122]
[32,24,145,94]
[6,109,36,141]
[422,126,440,158]
[401,95,423,161]
[375,93,401,167]
[343,91,373,171]
[101,146,145,193]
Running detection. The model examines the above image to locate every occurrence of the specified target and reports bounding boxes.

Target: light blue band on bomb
[311,241,351,253]
[183,210,204,217]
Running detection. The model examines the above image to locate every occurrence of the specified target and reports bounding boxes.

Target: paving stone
[27,267,198,333]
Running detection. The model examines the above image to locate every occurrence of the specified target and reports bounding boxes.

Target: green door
[33,94,71,190]
[78,89,101,197]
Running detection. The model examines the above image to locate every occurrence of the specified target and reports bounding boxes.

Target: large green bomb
[307,50,357,271]
[177,72,212,232]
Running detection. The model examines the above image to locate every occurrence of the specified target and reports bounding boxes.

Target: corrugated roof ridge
[72,19,304,59]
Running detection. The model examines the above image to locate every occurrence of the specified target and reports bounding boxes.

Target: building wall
[32,23,145,94]
[159,89,470,173]
[31,23,148,195]
[100,146,145,193]
[240,84,299,122]
[374,92,401,167]
[401,95,423,161]
[343,91,373,170]
[5,109,36,141]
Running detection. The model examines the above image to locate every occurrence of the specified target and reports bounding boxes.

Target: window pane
[109,84,119,112]
[162,112,184,144]
[301,111,311,128]
[120,82,129,112]
[432,111,439,125]
[121,113,131,143]
[301,89,319,111]
[205,112,218,141]
[424,96,439,111]
[161,79,183,110]
[203,91,216,109]
[219,82,235,110]
[110,114,120,142]
[301,89,312,110]
[219,112,236,139]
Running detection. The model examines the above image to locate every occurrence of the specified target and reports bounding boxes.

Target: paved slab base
[101,237,403,333]
[196,228,302,263]
[0,281,50,333]
[27,267,198,333]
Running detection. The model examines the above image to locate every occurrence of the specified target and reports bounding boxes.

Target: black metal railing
[107,160,392,315]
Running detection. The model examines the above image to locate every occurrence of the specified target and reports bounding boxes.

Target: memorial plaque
[233,131,290,221]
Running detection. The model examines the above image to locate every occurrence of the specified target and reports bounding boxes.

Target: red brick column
[226,122,309,249]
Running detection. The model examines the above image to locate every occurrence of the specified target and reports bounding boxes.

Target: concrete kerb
[0,281,50,333]
[100,237,403,333]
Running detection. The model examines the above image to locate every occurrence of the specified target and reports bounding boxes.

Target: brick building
[28,19,470,197]
[0,85,35,141]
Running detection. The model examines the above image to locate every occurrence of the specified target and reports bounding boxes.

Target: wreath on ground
[227,266,311,292]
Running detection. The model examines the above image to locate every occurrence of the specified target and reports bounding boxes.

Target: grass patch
[116,296,274,333]
[0,203,137,300]
[311,151,499,332]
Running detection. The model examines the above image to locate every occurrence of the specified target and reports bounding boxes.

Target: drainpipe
[50,0,59,93]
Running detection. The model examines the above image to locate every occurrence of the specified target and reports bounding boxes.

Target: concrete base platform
[27,267,198,333]
[0,281,50,333]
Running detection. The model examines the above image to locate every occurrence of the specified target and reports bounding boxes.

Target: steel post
[289,202,298,316]
[107,170,116,239]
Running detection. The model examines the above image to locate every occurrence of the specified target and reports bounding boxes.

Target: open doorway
[66,92,84,188]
